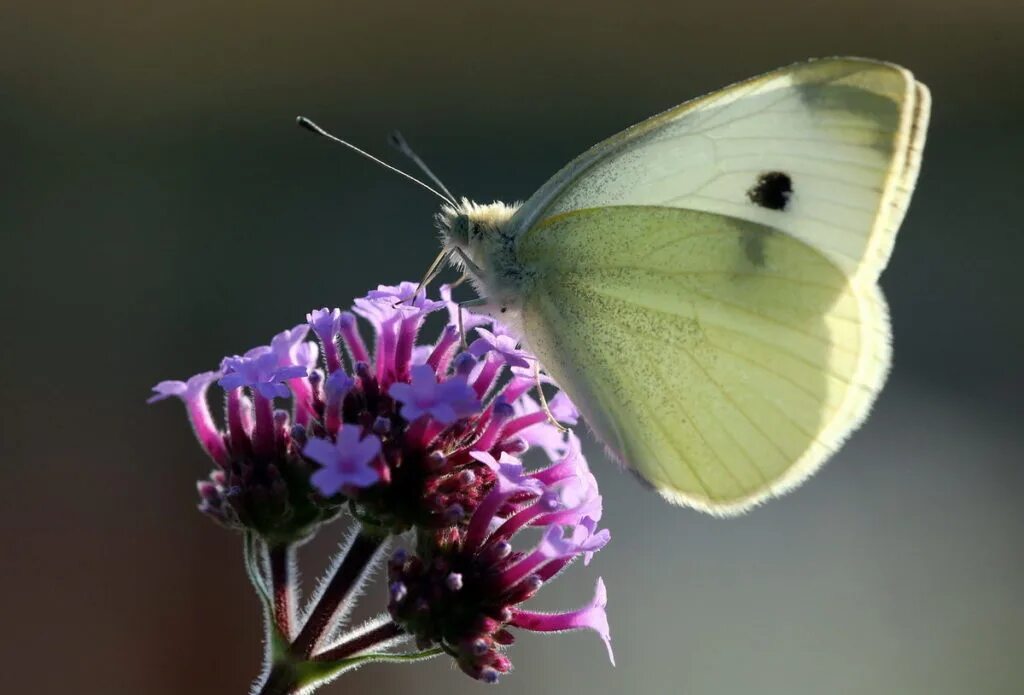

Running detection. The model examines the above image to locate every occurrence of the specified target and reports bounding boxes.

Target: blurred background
[2,1,1022,693]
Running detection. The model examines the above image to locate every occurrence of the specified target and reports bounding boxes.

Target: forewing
[510,58,930,284]
[518,206,889,514]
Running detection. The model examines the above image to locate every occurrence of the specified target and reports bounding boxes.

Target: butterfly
[303,56,930,515]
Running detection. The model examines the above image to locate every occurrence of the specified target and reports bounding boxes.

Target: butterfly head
[436,198,519,270]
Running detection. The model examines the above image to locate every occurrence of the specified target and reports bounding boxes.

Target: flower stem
[244,532,271,608]
[292,530,386,657]
[313,621,404,662]
[269,543,296,640]
[256,664,299,695]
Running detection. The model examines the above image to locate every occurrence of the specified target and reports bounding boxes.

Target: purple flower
[219,352,307,399]
[306,308,341,343]
[353,282,443,327]
[153,279,601,564]
[470,451,543,496]
[366,281,446,317]
[509,394,572,461]
[570,516,606,566]
[147,371,218,405]
[511,578,614,666]
[148,370,229,466]
[537,520,610,559]
[269,323,317,368]
[305,427,383,495]
[388,440,611,683]
[531,433,603,525]
[468,327,532,369]
[307,308,344,374]
[269,324,319,425]
[440,283,491,331]
[325,371,354,401]
[548,391,579,423]
[388,363,480,424]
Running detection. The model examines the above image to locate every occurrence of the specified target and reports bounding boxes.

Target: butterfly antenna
[296,116,453,204]
[388,130,458,204]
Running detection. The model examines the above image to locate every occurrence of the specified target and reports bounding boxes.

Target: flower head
[152,280,613,684]
[388,447,611,683]
[149,282,588,542]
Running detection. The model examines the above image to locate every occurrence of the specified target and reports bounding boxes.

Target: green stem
[244,531,272,611]
[296,648,444,686]
[256,663,299,695]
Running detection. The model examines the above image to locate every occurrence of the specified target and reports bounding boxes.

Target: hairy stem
[256,664,298,695]
[269,543,296,640]
[292,531,385,657]
[313,621,404,662]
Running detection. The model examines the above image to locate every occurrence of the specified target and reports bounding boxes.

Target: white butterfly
[306,57,931,515]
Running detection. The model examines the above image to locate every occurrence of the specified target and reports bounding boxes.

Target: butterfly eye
[447,215,472,246]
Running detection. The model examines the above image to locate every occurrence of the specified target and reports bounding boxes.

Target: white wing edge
[858,76,931,284]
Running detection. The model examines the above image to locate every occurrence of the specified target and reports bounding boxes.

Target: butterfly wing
[510,57,930,284]
[511,58,929,514]
[519,206,886,514]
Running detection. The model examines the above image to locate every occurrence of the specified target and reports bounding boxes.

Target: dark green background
[3,2,1022,693]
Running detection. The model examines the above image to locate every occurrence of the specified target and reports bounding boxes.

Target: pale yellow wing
[510,57,930,285]
[518,206,889,515]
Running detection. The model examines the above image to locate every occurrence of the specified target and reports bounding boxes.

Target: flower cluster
[388,435,612,682]
[149,282,612,685]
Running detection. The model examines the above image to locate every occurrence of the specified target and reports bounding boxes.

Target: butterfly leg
[456,296,489,349]
[534,360,568,433]
[448,274,469,289]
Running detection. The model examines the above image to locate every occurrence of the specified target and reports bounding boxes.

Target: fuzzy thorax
[436,198,525,318]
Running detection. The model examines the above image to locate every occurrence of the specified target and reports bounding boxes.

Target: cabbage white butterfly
[302,57,930,515]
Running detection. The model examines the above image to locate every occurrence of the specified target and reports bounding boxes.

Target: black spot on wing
[747,171,793,211]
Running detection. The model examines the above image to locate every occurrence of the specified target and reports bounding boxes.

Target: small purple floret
[440,284,492,331]
[269,323,316,367]
[469,451,543,496]
[219,352,307,399]
[305,427,383,495]
[365,281,445,318]
[468,328,532,369]
[511,578,614,666]
[148,370,229,466]
[306,308,341,343]
[388,363,480,424]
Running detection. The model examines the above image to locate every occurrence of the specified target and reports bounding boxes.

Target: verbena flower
[387,440,612,683]
[149,281,611,688]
